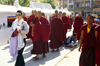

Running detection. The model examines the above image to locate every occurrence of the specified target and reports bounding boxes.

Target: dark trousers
[15,38,26,66]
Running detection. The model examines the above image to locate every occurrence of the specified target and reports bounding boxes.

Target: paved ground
[0,29,81,66]
[56,46,81,66]
[0,40,77,66]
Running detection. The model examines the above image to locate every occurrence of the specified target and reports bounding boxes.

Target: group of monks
[22,10,100,66]
[22,10,73,60]
[77,14,100,66]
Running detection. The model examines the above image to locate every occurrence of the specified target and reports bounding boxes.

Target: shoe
[42,54,46,58]
[51,49,55,52]
[56,49,59,51]
[34,57,39,60]
[33,56,37,59]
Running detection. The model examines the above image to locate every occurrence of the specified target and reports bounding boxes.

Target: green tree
[40,0,57,9]
[19,0,31,7]
[0,0,31,7]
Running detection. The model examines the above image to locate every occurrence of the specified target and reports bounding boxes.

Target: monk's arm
[78,30,83,51]
[30,22,34,26]
[31,24,35,37]
[95,31,98,39]
[63,23,67,24]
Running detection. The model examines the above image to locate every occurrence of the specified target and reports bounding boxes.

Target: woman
[79,14,97,66]
[11,10,29,66]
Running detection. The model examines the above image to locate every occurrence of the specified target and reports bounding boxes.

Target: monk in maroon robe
[23,13,29,39]
[31,11,51,60]
[79,14,97,66]
[69,15,73,29]
[51,10,58,21]
[23,13,28,22]
[31,10,37,50]
[73,13,83,41]
[95,25,100,66]
[50,13,64,52]
[27,11,35,38]
[62,12,70,44]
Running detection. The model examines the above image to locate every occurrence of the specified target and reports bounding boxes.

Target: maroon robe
[24,17,28,22]
[27,15,34,38]
[62,16,70,42]
[79,24,97,66]
[31,17,51,54]
[31,17,37,46]
[24,17,29,39]
[51,15,57,21]
[70,18,73,29]
[50,18,64,49]
[73,16,83,40]
[95,25,100,66]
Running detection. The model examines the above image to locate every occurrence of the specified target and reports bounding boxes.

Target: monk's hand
[78,47,81,52]
[39,21,42,24]
[18,29,21,33]
[32,34,34,37]
[63,23,66,24]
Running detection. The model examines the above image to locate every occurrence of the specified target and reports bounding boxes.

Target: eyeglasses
[16,14,21,16]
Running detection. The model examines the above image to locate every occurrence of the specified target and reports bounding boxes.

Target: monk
[69,15,73,30]
[42,12,45,17]
[62,12,70,44]
[31,11,51,60]
[79,14,97,66]
[95,23,100,66]
[31,10,37,51]
[51,10,58,20]
[27,10,35,38]
[50,13,64,52]
[23,12,28,22]
[73,13,83,42]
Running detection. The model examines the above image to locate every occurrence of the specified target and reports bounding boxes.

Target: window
[69,0,74,3]
[82,2,84,7]
[75,3,80,8]
[69,5,73,9]
[85,2,90,7]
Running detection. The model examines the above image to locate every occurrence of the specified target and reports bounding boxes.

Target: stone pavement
[0,29,79,66]
[56,46,81,66]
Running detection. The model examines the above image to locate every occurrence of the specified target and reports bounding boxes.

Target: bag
[11,28,18,37]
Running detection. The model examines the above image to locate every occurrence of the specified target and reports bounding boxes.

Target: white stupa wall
[0,0,71,45]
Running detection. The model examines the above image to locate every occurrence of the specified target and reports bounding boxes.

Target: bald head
[78,12,82,17]
[63,12,66,17]
[23,12,26,17]
[37,11,42,19]
[31,10,34,15]
[58,13,62,19]
[33,10,37,17]
[55,10,58,16]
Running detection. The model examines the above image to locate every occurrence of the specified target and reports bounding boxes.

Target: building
[58,0,67,9]
[63,0,67,8]
[74,0,93,19]
[93,0,100,14]
[67,0,74,16]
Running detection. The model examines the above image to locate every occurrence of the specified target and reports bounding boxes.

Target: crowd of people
[9,9,100,66]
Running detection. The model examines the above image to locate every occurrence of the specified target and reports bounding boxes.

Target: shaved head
[58,13,62,19]
[63,12,66,17]
[31,10,34,15]
[78,12,82,17]
[37,11,42,19]
[55,10,58,16]
[23,12,26,17]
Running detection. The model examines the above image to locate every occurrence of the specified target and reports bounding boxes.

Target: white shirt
[11,19,29,50]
